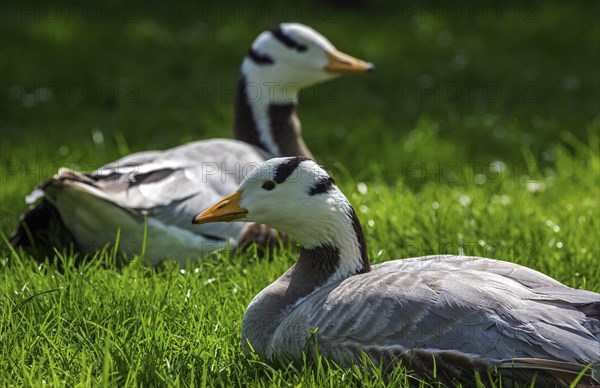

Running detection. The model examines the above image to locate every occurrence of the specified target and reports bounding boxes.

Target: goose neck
[241,204,369,358]
[296,204,371,284]
[233,75,313,158]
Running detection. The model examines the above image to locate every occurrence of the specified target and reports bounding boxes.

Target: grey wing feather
[78,139,266,239]
[274,256,600,368]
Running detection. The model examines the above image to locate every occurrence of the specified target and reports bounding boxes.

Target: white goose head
[234,24,373,158]
[193,157,370,280]
[243,23,374,98]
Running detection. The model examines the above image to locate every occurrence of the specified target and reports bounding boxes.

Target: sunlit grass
[2,137,598,386]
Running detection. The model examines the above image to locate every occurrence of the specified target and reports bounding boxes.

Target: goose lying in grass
[10,24,373,265]
[193,157,600,386]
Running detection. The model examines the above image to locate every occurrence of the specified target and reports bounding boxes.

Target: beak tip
[366,62,375,72]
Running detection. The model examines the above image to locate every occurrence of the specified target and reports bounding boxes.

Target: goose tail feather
[9,198,77,257]
[9,169,86,256]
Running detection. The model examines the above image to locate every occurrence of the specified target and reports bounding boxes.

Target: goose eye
[262,181,276,191]
[297,44,307,52]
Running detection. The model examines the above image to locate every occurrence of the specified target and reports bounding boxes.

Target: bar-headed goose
[193,157,600,386]
[10,24,373,265]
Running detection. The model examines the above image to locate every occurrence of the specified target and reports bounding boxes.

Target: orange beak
[192,191,248,224]
[324,49,374,73]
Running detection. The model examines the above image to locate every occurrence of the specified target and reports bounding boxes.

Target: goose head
[193,157,369,279]
[194,157,338,244]
[242,23,374,100]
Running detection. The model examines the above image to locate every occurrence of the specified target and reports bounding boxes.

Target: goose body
[193,157,600,385]
[10,24,373,265]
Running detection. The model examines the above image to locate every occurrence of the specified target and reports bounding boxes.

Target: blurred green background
[1,0,599,233]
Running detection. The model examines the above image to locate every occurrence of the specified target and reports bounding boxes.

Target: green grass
[1,1,599,386]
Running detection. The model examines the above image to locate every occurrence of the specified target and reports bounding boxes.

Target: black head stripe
[270,26,306,52]
[309,176,335,196]
[274,157,311,184]
[247,48,274,65]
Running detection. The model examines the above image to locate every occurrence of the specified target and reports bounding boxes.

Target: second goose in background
[10,23,373,265]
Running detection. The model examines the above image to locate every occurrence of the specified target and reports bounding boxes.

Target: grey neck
[233,75,314,159]
[241,206,370,358]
